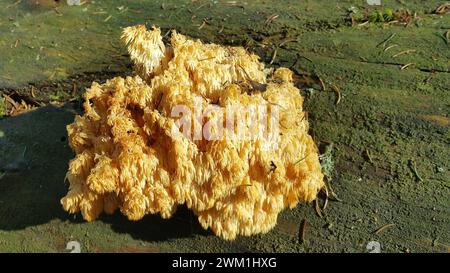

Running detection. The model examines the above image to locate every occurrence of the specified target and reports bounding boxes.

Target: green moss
[0,0,448,253]
[48,90,70,101]
[416,82,435,93]
[0,97,5,117]
[367,8,395,23]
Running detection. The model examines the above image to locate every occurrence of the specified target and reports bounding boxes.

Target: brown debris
[435,3,450,14]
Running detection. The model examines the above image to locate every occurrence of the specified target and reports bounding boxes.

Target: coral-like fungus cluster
[61,25,324,240]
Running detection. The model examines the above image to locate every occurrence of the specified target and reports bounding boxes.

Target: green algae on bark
[0,0,448,252]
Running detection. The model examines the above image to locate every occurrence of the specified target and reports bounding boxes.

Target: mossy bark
[0,0,448,252]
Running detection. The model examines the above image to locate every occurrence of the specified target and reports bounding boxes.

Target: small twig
[163,29,171,38]
[314,199,324,218]
[30,86,36,98]
[238,65,267,92]
[3,94,19,109]
[386,20,399,25]
[400,63,415,70]
[268,101,285,110]
[279,38,297,47]
[198,56,216,62]
[198,20,206,30]
[409,159,424,182]
[72,82,77,96]
[318,76,326,91]
[269,47,278,65]
[331,84,341,105]
[236,184,252,188]
[392,49,416,58]
[322,185,329,211]
[299,219,307,244]
[155,92,164,110]
[365,149,373,163]
[376,33,396,48]
[104,15,112,22]
[225,1,244,8]
[265,13,279,25]
[325,178,342,202]
[291,55,312,71]
[294,153,309,165]
[373,223,395,235]
[358,21,369,26]
[435,3,450,15]
[384,44,398,52]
